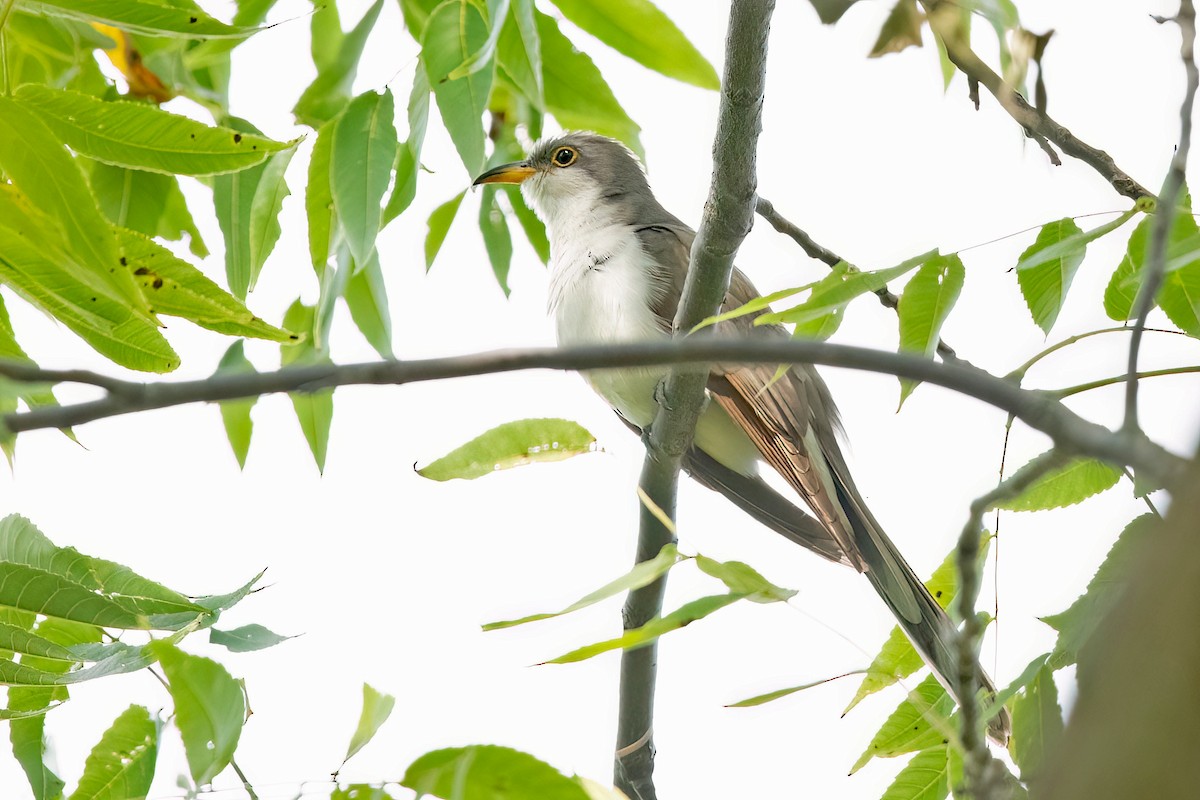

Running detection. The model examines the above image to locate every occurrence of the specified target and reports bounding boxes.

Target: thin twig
[1008,326,1188,381]
[1057,365,1200,399]
[921,0,1153,202]
[754,197,959,361]
[230,759,260,800]
[614,2,777,797]
[1124,2,1198,433]
[0,340,1187,487]
[956,450,1068,799]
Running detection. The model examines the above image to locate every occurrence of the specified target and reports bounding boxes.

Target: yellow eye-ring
[552,146,578,167]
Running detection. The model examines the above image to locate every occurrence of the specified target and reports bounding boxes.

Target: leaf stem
[1008,326,1187,381]
[1055,365,1200,399]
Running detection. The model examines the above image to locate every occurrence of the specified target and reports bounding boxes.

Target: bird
[473,131,1010,744]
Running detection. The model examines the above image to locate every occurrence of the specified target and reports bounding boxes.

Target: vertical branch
[613,1,777,797]
[1124,2,1197,433]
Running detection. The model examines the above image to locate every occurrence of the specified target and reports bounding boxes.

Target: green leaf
[152,643,244,786]
[0,189,177,372]
[344,253,394,358]
[1013,212,1137,334]
[306,118,337,273]
[281,301,334,472]
[692,281,818,333]
[209,624,295,653]
[1009,664,1063,781]
[22,0,252,38]
[497,0,544,106]
[852,675,954,774]
[214,341,258,469]
[0,624,77,663]
[85,162,207,257]
[880,747,949,800]
[760,251,934,326]
[1043,514,1154,669]
[479,187,514,295]
[0,294,64,438]
[293,0,386,127]
[0,97,149,319]
[993,453,1122,511]
[382,68,431,226]
[484,544,681,630]
[424,190,468,270]
[808,0,862,24]
[402,745,590,800]
[897,253,964,404]
[212,118,296,299]
[509,188,550,263]
[10,702,65,800]
[1104,200,1194,326]
[695,555,796,603]
[117,229,295,342]
[546,0,718,89]
[417,418,596,481]
[423,0,494,175]
[870,0,925,57]
[67,705,158,800]
[846,533,991,712]
[16,85,289,176]
[546,593,743,664]
[343,684,396,765]
[537,9,642,154]
[726,670,867,708]
[332,90,399,267]
[978,653,1051,725]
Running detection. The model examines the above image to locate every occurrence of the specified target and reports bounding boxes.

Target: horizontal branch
[0,340,1187,486]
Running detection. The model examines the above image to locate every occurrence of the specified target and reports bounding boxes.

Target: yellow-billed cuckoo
[474,131,1009,743]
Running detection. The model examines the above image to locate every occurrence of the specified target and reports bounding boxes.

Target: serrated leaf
[1105,202,1193,323]
[117,229,294,342]
[293,0,386,127]
[1043,515,1154,669]
[418,418,596,481]
[86,162,207,256]
[212,118,295,299]
[382,68,431,226]
[344,253,394,358]
[1015,218,1088,334]
[761,252,933,326]
[209,623,295,653]
[281,301,334,473]
[547,0,718,89]
[1009,664,1063,782]
[423,0,493,175]
[695,555,796,603]
[978,653,1050,725]
[484,544,681,630]
[214,341,257,469]
[343,684,395,765]
[402,745,589,800]
[17,85,288,175]
[880,747,949,800]
[870,0,924,57]
[22,0,252,38]
[852,674,954,774]
[897,253,964,404]
[993,453,1122,511]
[846,533,991,711]
[67,705,158,800]
[332,90,398,267]
[424,190,467,270]
[152,643,244,786]
[545,593,743,664]
[306,118,337,273]
[537,9,641,154]
[479,187,514,295]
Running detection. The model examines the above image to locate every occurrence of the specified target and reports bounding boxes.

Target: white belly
[549,229,761,475]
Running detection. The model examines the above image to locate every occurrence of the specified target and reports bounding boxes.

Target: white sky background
[2,1,1197,798]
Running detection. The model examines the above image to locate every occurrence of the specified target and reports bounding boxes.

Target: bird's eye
[552,147,578,167]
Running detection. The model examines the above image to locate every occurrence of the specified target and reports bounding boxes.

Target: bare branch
[1124,2,1198,432]
[615,2,777,797]
[921,0,1153,202]
[0,339,1188,487]
[755,196,959,361]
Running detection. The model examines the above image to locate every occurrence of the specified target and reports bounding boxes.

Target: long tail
[838,484,1011,745]
[685,447,1010,744]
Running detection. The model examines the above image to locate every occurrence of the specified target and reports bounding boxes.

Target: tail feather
[837,483,1012,745]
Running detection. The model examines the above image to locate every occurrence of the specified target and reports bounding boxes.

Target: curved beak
[473,162,536,186]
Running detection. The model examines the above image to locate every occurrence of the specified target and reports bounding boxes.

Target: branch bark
[615,2,776,797]
[0,339,1188,487]
[921,0,1153,202]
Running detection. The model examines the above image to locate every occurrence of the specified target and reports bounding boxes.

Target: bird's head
[472,132,651,232]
